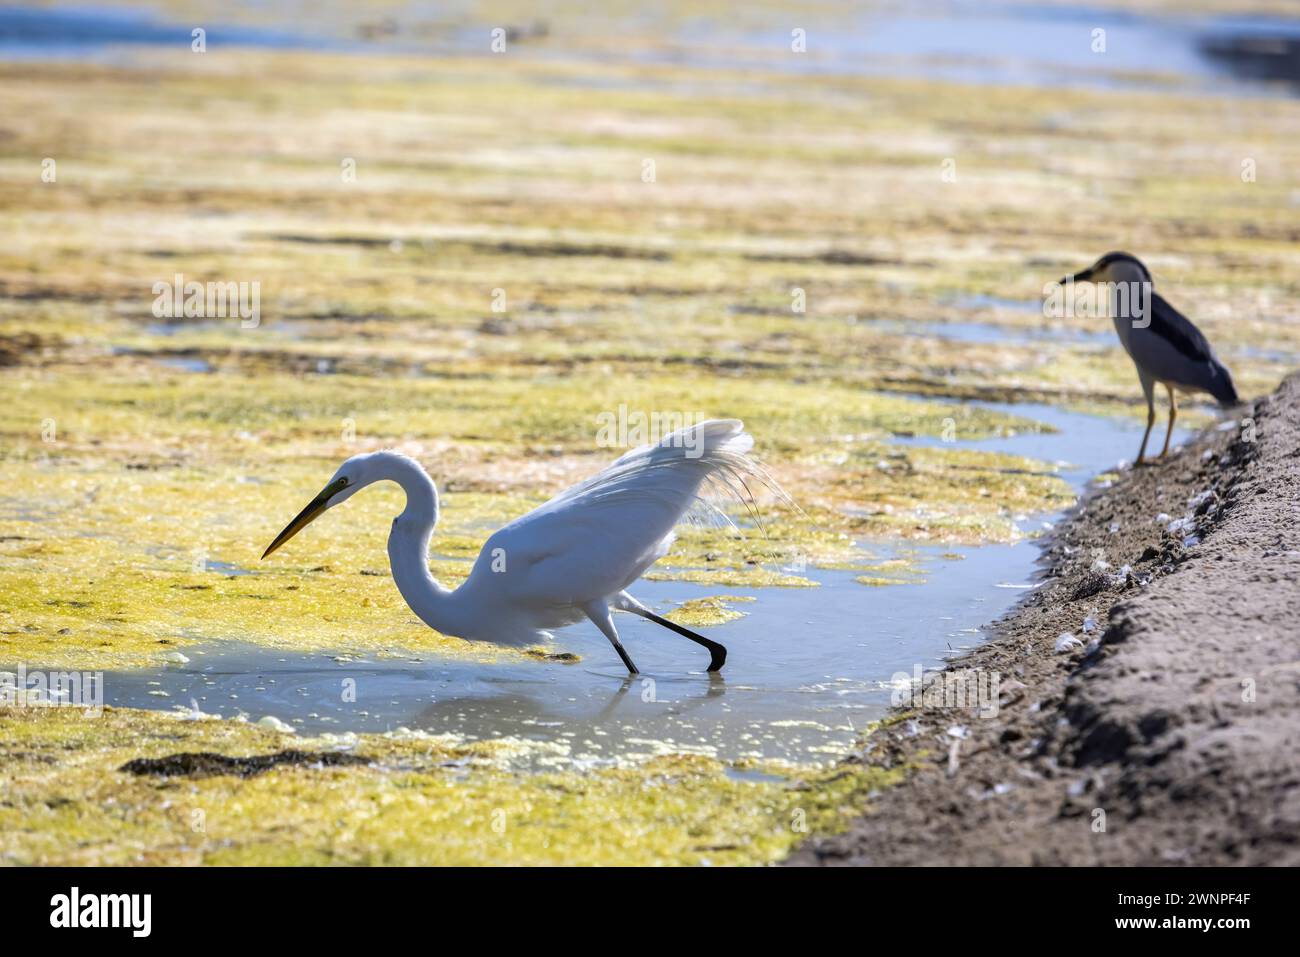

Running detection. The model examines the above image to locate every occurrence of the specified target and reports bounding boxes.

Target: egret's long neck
[377,455,464,636]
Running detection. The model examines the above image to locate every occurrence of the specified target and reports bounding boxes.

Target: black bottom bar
[2,865,1284,941]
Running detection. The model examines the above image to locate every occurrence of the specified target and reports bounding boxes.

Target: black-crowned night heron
[1063,251,1239,464]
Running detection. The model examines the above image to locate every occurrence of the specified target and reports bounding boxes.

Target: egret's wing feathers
[478,420,787,606]
[520,419,780,522]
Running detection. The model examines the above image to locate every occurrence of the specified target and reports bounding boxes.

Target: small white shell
[1055,633,1084,653]
[256,715,297,734]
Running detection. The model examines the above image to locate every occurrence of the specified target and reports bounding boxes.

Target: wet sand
[789,374,1300,865]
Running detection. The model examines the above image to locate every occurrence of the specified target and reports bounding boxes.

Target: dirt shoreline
[788,374,1300,866]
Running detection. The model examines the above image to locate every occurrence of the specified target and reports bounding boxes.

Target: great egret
[262,419,776,673]
[1061,252,1239,463]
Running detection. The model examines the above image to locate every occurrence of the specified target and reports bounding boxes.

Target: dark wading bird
[261,420,780,674]
[1062,252,1239,464]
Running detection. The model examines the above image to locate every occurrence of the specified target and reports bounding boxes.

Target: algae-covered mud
[0,704,905,865]
[2,0,1298,865]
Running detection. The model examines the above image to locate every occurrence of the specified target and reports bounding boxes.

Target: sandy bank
[790,374,1300,866]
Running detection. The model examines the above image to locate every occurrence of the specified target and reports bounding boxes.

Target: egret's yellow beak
[261,477,349,560]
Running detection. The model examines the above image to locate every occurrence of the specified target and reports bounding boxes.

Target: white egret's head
[261,452,380,559]
[1064,251,1151,286]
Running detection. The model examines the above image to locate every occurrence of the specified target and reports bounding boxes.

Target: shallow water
[875,317,1113,348]
[0,5,333,58]
[106,553,1020,768]
[3,3,1299,96]
[101,390,1191,770]
[890,396,1190,484]
[730,4,1300,94]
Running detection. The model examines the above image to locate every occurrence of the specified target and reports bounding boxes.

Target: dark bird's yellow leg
[1160,384,1177,458]
[1137,401,1155,465]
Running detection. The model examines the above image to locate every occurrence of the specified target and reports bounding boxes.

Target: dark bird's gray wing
[1149,293,1214,362]
[1129,293,1238,406]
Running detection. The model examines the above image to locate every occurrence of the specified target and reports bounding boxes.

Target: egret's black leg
[614,592,728,672]
[636,609,727,672]
[583,601,640,674]
[610,642,638,674]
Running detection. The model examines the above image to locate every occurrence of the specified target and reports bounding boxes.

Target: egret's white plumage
[262,419,775,672]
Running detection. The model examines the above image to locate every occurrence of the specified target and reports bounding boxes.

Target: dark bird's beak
[261,477,349,559]
[1062,267,1094,284]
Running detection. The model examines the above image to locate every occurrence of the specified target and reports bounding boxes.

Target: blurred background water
[2,2,1299,95]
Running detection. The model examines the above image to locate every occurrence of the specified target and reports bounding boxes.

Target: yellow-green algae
[854,558,928,587]
[666,595,755,627]
[0,704,902,866]
[0,369,1073,670]
[642,568,818,588]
